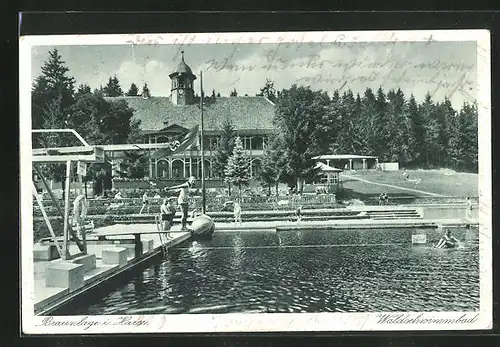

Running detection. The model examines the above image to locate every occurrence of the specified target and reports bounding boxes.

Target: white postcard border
[20,29,492,334]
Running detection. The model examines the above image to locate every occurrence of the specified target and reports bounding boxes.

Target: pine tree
[126,83,139,96]
[75,84,92,99]
[211,89,216,98]
[224,136,250,197]
[419,93,437,167]
[332,90,358,154]
[358,88,378,156]
[374,87,390,160]
[31,49,77,191]
[103,75,124,97]
[452,102,478,172]
[32,48,75,131]
[230,88,238,97]
[141,83,151,98]
[257,79,277,102]
[213,118,236,194]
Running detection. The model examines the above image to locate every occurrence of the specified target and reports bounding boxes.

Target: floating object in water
[411,234,427,245]
[190,214,215,240]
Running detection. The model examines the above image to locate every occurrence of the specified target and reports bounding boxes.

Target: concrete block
[71,253,97,273]
[102,247,128,266]
[118,239,154,257]
[45,262,84,292]
[33,244,61,261]
[142,239,154,253]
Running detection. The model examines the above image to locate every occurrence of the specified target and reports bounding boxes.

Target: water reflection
[65,228,480,315]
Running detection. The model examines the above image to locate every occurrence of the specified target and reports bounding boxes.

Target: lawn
[340,169,478,199]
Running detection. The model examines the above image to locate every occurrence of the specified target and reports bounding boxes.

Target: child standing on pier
[160,198,177,238]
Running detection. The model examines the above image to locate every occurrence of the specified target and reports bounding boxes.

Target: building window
[157,160,169,179]
[157,136,169,143]
[198,160,212,178]
[330,174,339,184]
[202,137,211,151]
[172,159,184,178]
[241,137,252,150]
[252,136,263,150]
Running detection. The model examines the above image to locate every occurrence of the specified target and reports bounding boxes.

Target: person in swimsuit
[233,200,242,226]
[164,176,196,231]
[139,191,150,214]
[160,198,176,237]
[435,230,461,249]
[295,205,303,223]
[466,197,473,220]
[379,193,385,205]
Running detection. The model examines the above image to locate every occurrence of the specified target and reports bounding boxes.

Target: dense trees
[32,49,143,196]
[269,82,479,190]
[258,134,286,196]
[273,85,332,193]
[102,75,124,97]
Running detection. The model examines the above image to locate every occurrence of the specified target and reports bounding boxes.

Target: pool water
[64,228,480,314]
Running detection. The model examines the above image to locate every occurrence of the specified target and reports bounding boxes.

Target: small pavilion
[313,154,379,171]
[313,162,343,193]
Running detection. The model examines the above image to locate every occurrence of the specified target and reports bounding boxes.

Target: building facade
[109,52,276,181]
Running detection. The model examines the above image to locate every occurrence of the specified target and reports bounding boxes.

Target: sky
[30,40,477,109]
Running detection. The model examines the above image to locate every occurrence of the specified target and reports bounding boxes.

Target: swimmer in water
[435,229,461,249]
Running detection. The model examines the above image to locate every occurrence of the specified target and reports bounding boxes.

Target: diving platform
[33,230,190,315]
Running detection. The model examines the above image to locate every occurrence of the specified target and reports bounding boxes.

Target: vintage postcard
[20,29,492,333]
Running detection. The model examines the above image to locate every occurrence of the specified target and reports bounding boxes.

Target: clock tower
[169,51,197,106]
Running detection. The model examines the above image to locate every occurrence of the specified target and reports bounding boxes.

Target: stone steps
[365,209,421,220]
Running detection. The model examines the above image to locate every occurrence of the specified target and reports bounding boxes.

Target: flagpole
[200,71,206,214]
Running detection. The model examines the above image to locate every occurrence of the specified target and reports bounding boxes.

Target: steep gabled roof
[107,96,276,133]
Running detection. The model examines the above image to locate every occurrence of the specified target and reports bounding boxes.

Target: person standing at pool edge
[139,191,150,214]
[164,176,196,231]
[466,197,473,220]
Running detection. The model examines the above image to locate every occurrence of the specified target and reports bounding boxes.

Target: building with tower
[107,51,276,185]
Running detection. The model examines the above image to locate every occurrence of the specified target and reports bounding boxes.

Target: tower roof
[169,51,196,78]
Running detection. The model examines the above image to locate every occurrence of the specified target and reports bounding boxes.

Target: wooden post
[34,165,84,251]
[78,173,87,255]
[134,234,143,258]
[200,71,206,215]
[32,183,64,258]
[63,160,72,260]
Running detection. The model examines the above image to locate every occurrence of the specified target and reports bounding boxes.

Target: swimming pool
[62,227,479,315]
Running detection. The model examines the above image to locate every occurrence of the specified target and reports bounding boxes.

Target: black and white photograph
[20,30,492,333]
